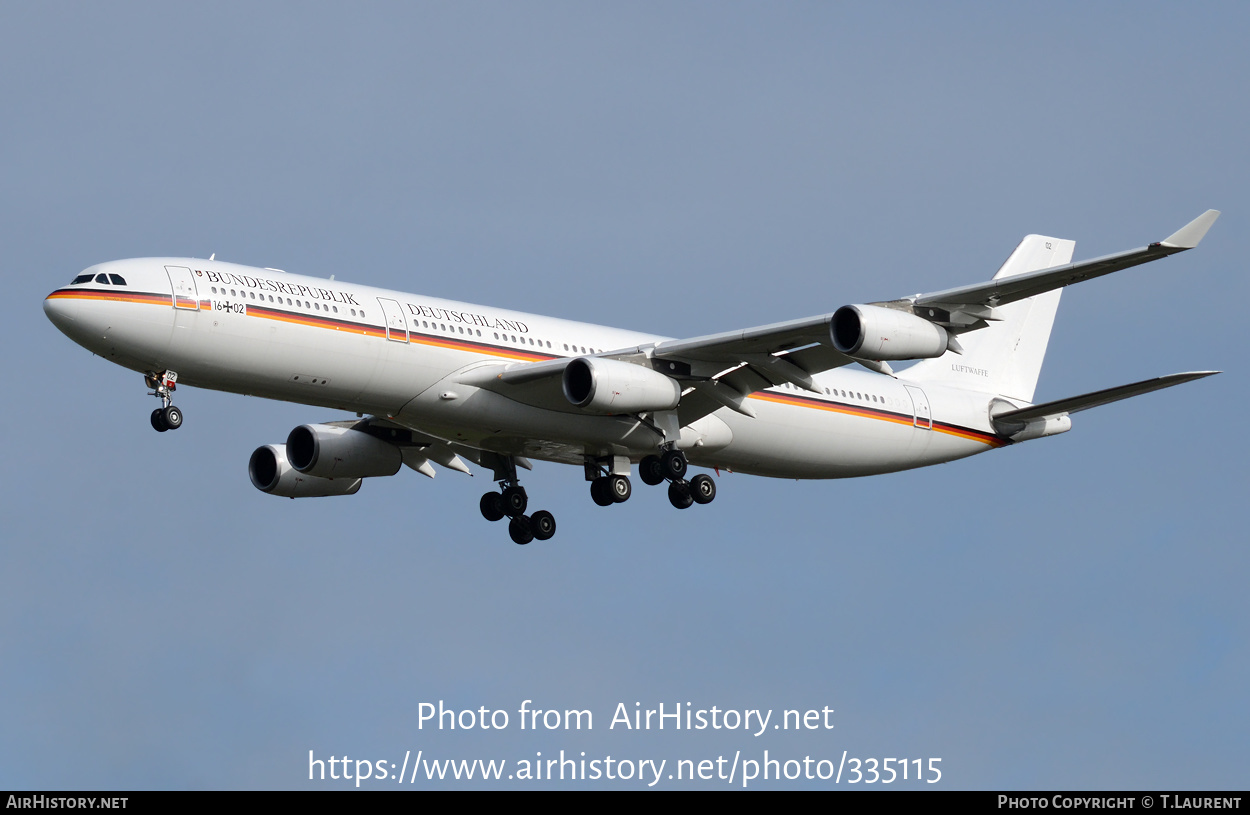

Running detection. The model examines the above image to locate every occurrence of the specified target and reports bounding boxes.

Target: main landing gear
[478,457,556,545]
[584,454,633,508]
[145,371,184,433]
[639,448,716,510]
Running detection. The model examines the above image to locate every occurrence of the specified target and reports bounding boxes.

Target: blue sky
[1,2,1246,789]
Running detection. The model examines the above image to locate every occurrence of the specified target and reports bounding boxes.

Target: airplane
[43,210,1221,545]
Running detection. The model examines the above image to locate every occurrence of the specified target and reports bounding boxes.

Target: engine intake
[248,445,362,498]
[562,357,682,414]
[832,304,950,361]
[286,424,403,479]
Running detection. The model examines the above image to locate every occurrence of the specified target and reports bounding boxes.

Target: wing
[455,314,856,425]
[878,209,1220,332]
[459,210,1219,425]
[648,315,855,423]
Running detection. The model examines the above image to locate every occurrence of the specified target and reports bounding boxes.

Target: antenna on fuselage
[209,253,215,261]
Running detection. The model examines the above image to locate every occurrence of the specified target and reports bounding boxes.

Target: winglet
[1160,209,1220,249]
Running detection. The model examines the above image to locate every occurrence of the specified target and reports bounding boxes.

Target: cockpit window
[95,273,111,285]
[108,274,127,286]
[71,274,94,284]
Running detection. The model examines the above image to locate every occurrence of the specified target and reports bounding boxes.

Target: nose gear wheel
[144,371,184,432]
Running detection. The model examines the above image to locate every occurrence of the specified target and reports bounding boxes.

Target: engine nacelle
[248,444,362,498]
[832,304,950,360]
[562,357,682,414]
[285,424,403,479]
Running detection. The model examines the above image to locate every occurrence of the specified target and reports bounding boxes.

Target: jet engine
[285,423,404,479]
[832,304,950,361]
[248,444,362,498]
[562,357,682,414]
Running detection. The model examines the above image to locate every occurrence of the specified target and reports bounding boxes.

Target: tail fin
[901,235,1075,403]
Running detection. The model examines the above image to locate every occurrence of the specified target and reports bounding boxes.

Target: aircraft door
[378,298,408,342]
[904,385,932,430]
[165,265,200,310]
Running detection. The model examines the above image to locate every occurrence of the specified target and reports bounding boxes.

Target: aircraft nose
[43,289,79,332]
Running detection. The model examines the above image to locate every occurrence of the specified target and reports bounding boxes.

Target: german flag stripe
[245,304,388,338]
[749,388,1009,448]
[46,289,172,307]
[49,288,558,362]
[244,303,555,360]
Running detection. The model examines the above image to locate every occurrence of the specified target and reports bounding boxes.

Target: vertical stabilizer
[901,235,1075,403]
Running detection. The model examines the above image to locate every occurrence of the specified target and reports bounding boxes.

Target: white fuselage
[44,258,1010,479]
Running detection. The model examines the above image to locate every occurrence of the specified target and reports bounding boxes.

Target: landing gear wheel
[508,516,534,545]
[639,455,664,486]
[480,492,506,522]
[590,478,614,507]
[668,480,694,510]
[661,449,688,480]
[607,474,632,503]
[530,510,556,541]
[502,485,528,517]
[162,405,183,430]
[150,408,168,433]
[689,473,716,504]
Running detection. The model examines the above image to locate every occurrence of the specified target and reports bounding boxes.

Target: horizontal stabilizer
[993,371,1219,424]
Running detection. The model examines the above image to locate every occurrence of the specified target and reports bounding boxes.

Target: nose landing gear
[145,371,184,432]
